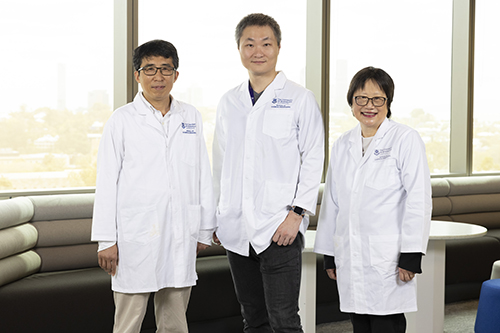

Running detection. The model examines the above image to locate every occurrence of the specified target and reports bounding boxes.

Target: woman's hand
[398,267,416,282]
[326,268,337,280]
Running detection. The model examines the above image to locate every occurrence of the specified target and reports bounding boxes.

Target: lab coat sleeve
[198,230,213,245]
[399,129,432,254]
[91,114,124,242]
[292,90,325,215]
[314,146,339,257]
[197,112,216,232]
[212,101,226,214]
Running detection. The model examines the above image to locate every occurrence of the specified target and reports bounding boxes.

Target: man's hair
[133,39,179,72]
[346,66,395,118]
[235,13,282,48]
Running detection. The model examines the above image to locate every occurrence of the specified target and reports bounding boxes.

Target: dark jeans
[349,313,406,333]
[226,234,304,333]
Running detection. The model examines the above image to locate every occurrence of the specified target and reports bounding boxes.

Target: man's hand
[398,267,416,282]
[212,232,221,246]
[326,268,337,280]
[197,242,209,255]
[98,244,118,276]
[272,210,302,246]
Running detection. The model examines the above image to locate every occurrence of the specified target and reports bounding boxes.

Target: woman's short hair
[347,66,395,118]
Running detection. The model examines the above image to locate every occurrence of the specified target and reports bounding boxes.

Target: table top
[430,220,487,240]
[303,220,488,250]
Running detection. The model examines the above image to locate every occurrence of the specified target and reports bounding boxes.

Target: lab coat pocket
[186,204,201,241]
[365,159,399,190]
[369,234,400,276]
[119,204,160,245]
[262,181,296,216]
[262,109,294,139]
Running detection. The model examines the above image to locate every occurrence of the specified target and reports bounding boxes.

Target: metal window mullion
[449,0,474,176]
[306,0,330,182]
[114,0,138,110]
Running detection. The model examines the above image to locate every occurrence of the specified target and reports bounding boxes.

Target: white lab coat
[91,93,216,293]
[213,72,324,256]
[314,118,431,315]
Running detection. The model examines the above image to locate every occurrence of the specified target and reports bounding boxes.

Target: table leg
[299,251,317,333]
[406,240,446,333]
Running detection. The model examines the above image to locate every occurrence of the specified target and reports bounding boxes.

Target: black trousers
[349,313,406,333]
[226,235,304,333]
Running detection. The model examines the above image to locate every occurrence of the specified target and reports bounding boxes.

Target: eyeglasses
[138,66,176,76]
[354,96,387,107]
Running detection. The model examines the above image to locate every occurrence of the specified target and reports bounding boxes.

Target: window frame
[1,0,497,199]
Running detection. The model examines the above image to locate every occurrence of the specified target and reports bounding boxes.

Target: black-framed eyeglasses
[138,66,176,76]
[354,96,387,107]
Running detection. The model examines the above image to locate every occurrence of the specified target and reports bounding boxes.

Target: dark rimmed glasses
[138,66,176,76]
[354,96,387,107]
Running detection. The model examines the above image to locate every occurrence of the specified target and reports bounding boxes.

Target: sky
[1,0,498,122]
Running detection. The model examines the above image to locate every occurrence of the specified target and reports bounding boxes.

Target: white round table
[406,220,487,333]
[298,230,317,333]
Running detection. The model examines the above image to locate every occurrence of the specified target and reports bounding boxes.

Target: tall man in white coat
[212,14,324,332]
[91,39,216,333]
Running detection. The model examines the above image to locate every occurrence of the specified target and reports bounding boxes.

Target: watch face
[293,206,304,215]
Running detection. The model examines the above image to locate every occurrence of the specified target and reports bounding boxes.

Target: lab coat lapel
[237,81,254,110]
[241,72,287,114]
[348,124,363,166]
[133,93,165,134]
[358,118,392,166]
[168,99,184,137]
[253,72,286,111]
[145,110,164,133]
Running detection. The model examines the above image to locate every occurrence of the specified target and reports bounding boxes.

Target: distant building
[34,135,59,151]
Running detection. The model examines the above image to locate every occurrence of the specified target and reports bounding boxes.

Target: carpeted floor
[316,299,479,333]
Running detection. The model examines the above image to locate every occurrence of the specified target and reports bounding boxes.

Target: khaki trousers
[113,287,192,333]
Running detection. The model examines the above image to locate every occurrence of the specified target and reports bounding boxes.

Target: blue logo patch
[271,98,293,109]
[182,122,196,134]
[374,147,392,160]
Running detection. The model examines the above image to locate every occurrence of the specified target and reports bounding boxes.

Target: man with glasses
[212,14,324,332]
[92,39,215,333]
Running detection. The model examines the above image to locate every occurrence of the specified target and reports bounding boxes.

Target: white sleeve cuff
[198,229,214,246]
[98,241,116,252]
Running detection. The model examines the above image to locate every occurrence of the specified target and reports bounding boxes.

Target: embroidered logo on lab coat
[374,147,392,160]
[182,122,196,134]
[271,98,293,109]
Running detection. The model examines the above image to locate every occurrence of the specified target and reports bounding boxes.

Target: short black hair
[133,39,179,72]
[235,13,281,48]
[347,66,395,118]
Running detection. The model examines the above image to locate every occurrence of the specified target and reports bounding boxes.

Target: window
[472,0,500,173]
[0,0,113,191]
[329,0,453,174]
[138,0,307,161]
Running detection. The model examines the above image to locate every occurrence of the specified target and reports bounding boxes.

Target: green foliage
[0,176,12,190]
[0,103,111,190]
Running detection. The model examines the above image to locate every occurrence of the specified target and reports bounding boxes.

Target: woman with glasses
[314,67,432,333]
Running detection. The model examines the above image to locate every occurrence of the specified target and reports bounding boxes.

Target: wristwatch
[291,206,305,217]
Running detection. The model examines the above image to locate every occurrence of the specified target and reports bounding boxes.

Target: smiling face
[134,55,178,108]
[352,79,389,137]
[238,25,280,80]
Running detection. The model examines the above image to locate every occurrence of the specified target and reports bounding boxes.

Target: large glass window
[138,0,307,161]
[0,0,113,191]
[329,0,453,174]
[473,0,500,173]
